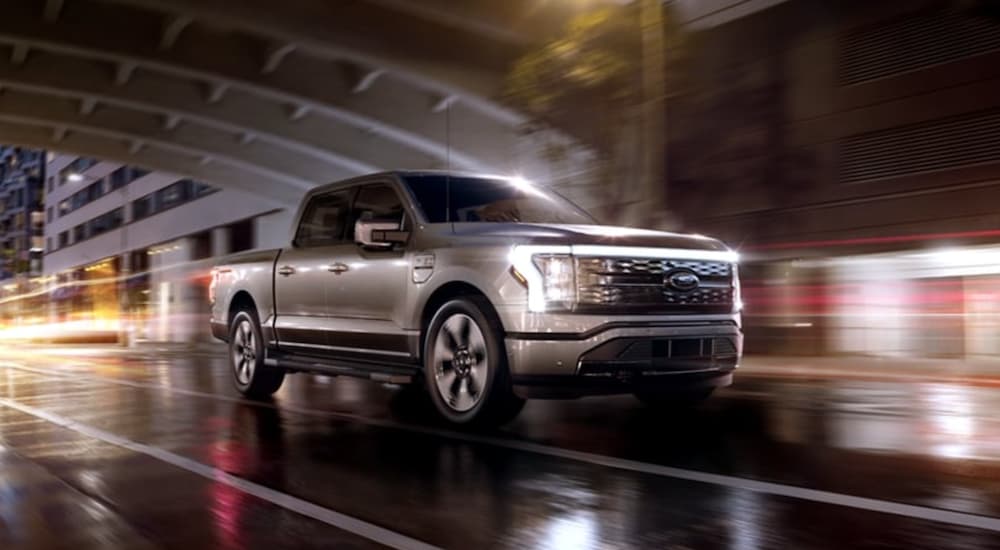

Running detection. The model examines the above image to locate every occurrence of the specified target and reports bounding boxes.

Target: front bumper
[505,320,741,398]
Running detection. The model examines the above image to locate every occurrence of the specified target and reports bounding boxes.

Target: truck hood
[442,223,730,251]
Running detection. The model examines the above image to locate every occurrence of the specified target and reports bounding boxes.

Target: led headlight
[532,254,575,307]
[509,245,574,312]
[732,263,743,313]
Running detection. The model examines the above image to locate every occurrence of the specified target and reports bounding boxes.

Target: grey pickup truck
[210,171,742,425]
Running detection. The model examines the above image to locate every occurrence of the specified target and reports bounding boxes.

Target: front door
[273,187,355,353]
[326,182,413,358]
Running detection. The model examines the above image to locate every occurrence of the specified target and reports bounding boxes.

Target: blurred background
[4,3,1000,547]
[1,0,1000,363]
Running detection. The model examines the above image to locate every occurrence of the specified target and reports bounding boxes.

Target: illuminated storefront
[746,245,1000,359]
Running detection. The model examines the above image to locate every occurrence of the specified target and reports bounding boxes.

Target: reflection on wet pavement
[2,347,1000,548]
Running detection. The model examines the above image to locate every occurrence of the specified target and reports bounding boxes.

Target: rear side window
[295,189,353,247]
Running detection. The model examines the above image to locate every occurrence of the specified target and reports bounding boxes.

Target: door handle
[328,263,349,274]
[277,265,296,277]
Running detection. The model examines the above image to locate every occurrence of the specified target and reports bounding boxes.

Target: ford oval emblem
[667,270,700,291]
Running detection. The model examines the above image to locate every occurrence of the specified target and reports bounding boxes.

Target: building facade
[669,0,1000,357]
[0,147,45,279]
[42,153,294,342]
[0,147,45,325]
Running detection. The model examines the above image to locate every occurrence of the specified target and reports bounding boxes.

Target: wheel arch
[418,281,504,360]
[228,290,258,325]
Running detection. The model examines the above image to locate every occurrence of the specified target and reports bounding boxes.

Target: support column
[211,226,232,258]
[118,251,132,347]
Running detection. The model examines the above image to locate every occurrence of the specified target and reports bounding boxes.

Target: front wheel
[424,297,524,426]
[230,310,285,399]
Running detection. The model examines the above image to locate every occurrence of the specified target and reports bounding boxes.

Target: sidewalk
[740,354,1000,387]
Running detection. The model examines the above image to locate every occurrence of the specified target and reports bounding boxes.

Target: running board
[264,352,417,384]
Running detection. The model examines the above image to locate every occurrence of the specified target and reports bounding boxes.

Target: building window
[108,167,129,190]
[47,176,54,193]
[131,179,216,221]
[46,206,53,223]
[230,219,255,252]
[193,181,214,197]
[132,194,155,221]
[157,180,189,210]
[107,165,151,190]
[59,157,98,185]
[58,231,68,248]
[92,180,104,199]
[87,208,124,238]
[62,179,108,216]
[73,224,86,243]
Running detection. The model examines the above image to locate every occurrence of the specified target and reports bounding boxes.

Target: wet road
[3,346,1000,549]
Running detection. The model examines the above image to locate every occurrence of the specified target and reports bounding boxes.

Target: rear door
[273,187,355,353]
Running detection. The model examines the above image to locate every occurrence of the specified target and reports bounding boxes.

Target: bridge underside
[0,0,595,204]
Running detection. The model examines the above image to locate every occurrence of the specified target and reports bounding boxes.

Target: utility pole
[639,0,668,226]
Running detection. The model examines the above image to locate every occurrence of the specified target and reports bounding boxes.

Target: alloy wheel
[433,313,488,412]
[231,318,257,385]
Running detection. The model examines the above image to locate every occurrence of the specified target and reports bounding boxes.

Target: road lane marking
[5,361,1000,533]
[0,394,441,550]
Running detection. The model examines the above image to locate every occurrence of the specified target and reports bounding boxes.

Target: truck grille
[575,257,735,313]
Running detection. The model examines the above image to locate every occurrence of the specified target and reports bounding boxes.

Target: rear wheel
[424,297,524,426]
[230,309,284,399]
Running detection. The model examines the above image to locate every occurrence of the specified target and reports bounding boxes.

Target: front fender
[406,246,527,332]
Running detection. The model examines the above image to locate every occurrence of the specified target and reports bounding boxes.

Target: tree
[505,4,686,221]
[506,6,641,151]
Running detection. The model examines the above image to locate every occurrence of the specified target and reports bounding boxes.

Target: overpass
[0,0,783,207]
[0,0,606,205]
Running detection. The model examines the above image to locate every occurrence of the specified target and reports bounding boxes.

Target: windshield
[402,175,596,225]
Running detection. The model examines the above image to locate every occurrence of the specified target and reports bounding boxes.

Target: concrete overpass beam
[159,15,193,51]
[43,0,65,23]
[261,42,297,75]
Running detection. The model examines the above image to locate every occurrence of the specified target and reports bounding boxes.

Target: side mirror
[355,219,409,249]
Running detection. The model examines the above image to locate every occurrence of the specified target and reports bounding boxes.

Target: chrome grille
[579,258,732,277]
[576,257,734,313]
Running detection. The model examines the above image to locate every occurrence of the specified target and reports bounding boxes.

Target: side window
[295,189,354,247]
[349,184,405,240]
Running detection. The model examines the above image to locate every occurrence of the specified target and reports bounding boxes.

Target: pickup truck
[210,171,742,425]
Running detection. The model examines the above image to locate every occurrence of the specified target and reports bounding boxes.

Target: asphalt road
[2,346,1000,549]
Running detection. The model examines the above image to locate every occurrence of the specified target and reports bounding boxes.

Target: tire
[423,296,525,426]
[229,309,285,399]
[634,387,714,409]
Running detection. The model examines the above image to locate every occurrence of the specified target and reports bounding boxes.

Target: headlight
[732,264,743,313]
[509,245,574,312]
[532,254,575,309]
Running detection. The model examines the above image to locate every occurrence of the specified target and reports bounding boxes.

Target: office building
[43,153,293,342]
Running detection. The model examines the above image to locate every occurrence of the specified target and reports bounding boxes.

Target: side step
[264,352,417,385]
